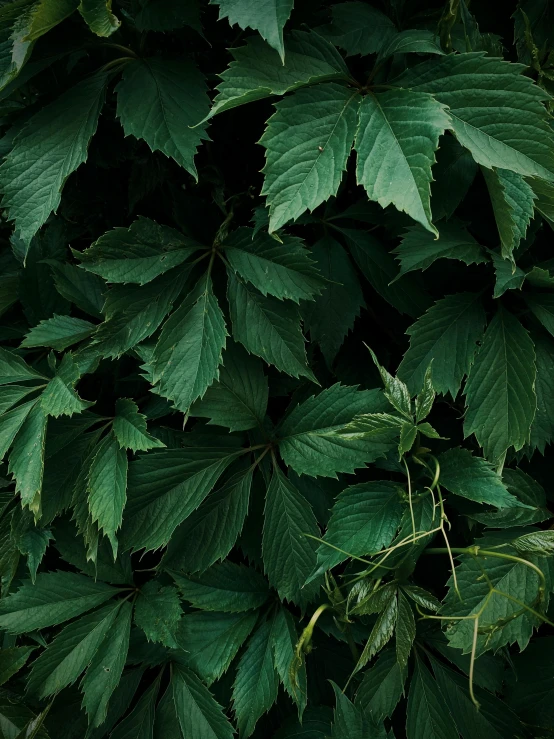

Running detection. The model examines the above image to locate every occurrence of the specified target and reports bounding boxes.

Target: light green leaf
[190,342,268,432]
[0,646,35,686]
[394,53,554,181]
[21,315,95,351]
[78,0,119,36]
[177,610,258,685]
[81,600,132,728]
[323,1,396,56]
[262,468,320,606]
[398,292,486,397]
[172,561,269,612]
[0,71,108,246]
[512,529,554,555]
[355,89,450,233]
[26,601,121,698]
[209,30,350,117]
[395,591,415,669]
[116,59,210,180]
[406,659,458,739]
[278,384,390,477]
[8,401,47,513]
[260,83,360,232]
[355,648,406,722]
[393,221,485,279]
[311,481,404,577]
[227,271,314,380]
[172,664,234,739]
[224,228,325,302]
[113,398,165,452]
[78,217,199,285]
[212,0,293,61]
[0,571,116,634]
[378,29,444,60]
[134,580,182,649]
[232,620,279,738]
[151,274,227,413]
[464,306,536,460]
[334,413,403,455]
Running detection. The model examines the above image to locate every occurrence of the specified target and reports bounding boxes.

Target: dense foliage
[1,0,554,736]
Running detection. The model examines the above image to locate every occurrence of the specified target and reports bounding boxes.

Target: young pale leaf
[209,31,350,116]
[324,1,396,55]
[227,271,314,380]
[177,610,258,685]
[393,221,485,279]
[116,59,210,180]
[113,398,165,452]
[212,0,293,61]
[0,71,108,246]
[355,90,450,234]
[224,228,325,302]
[151,274,227,413]
[406,659,458,739]
[8,401,47,513]
[464,307,536,460]
[232,620,279,738]
[26,600,121,698]
[21,315,96,351]
[78,0,120,36]
[271,607,307,717]
[355,648,407,722]
[172,561,268,612]
[331,682,386,738]
[190,342,268,432]
[398,292,486,397]
[260,83,360,232]
[78,217,199,285]
[134,580,182,648]
[262,468,320,606]
[172,664,234,739]
[394,53,554,181]
[482,167,536,262]
[0,571,117,634]
[278,384,390,477]
[311,481,404,577]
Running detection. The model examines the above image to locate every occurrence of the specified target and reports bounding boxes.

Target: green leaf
[323,1,396,56]
[116,59,210,180]
[172,561,269,612]
[330,681,386,738]
[232,619,279,738]
[212,0,293,61]
[177,610,258,685]
[490,250,526,298]
[224,228,325,302]
[0,71,108,246]
[8,401,47,513]
[262,468,320,606]
[355,648,406,722]
[209,30,350,117]
[81,600,132,728]
[377,29,445,60]
[18,526,53,583]
[507,637,554,728]
[464,306,536,460]
[78,0,120,36]
[0,646,35,686]
[394,53,554,181]
[21,315,96,351]
[151,273,227,413]
[122,446,238,552]
[227,271,314,380]
[312,481,404,577]
[406,659,458,739]
[512,529,554,555]
[270,607,307,717]
[113,398,165,452]
[78,217,199,285]
[0,347,45,384]
[134,580,182,648]
[0,571,117,633]
[334,412,403,454]
[528,335,554,454]
[260,83,360,232]
[110,674,160,739]
[431,135,478,220]
[278,384,390,477]
[303,235,364,365]
[398,292,486,397]
[0,400,37,459]
[393,221,485,279]
[470,468,551,528]
[44,259,105,319]
[172,664,234,739]
[356,592,398,671]
[190,342,268,432]
[482,167,536,262]
[367,347,412,418]
[41,365,93,419]
[355,90,450,233]
[526,293,554,337]
[163,465,252,573]
[396,591,415,669]
[437,448,522,508]
[27,600,121,698]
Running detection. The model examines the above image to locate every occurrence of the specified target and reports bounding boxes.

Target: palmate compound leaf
[393,53,554,182]
[277,384,390,477]
[208,30,350,117]
[398,292,486,397]
[260,82,360,233]
[151,273,227,413]
[116,58,210,180]
[212,0,293,62]
[77,217,200,285]
[354,89,450,234]
[0,71,108,247]
[464,306,536,461]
